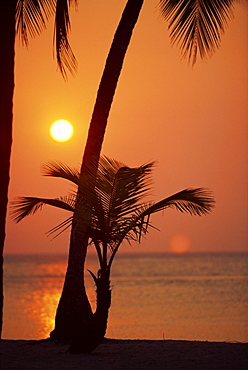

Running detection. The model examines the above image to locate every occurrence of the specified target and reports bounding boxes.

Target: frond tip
[167,187,215,215]
[142,188,215,217]
[15,0,78,77]
[16,0,55,46]
[41,161,80,185]
[159,0,234,65]
[54,0,78,78]
[10,196,74,223]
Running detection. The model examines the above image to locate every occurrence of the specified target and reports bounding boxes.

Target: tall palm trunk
[68,268,112,354]
[0,0,16,340]
[50,234,93,342]
[80,0,144,172]
[50,0,144,343]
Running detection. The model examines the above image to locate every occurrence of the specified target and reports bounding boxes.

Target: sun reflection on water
[3,257,99,340]
[23,283,61,338]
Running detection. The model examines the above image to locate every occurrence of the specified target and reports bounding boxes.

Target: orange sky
[5,0,248,254]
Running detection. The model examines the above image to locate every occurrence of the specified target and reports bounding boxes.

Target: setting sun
[50,120,74,142]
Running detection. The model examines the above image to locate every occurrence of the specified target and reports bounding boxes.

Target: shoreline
[1,338,248,369]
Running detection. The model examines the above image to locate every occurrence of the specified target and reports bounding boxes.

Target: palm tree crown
[11,157,215,269]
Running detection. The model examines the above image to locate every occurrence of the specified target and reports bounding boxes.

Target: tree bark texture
[0,0,16,340]
[51,0,144,343]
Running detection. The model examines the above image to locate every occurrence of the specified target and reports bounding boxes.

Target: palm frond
[112,163,154,213]
[107,188,214,265]
[46,215,73,238]
[110,206,156,245]
[41,161,80,185]
[142,188,215,216]
[16,0,56,45]
[95,156,127,194]
[75,157,154,234]
[54,0,78,78]
[95,158,154,222]
[159,0,234,64]
[70,157,155,253]
[11,196,74,223]
[107,211,158,268]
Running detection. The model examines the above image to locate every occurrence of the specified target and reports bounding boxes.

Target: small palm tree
[11,156,215,353]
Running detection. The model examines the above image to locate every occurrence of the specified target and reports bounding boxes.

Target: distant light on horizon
[169,234,191,254]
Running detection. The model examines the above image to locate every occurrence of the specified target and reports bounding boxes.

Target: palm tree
[0,0,77,340]
[0,1,16,340]
[52,0,237,343]
[11,157,215,352]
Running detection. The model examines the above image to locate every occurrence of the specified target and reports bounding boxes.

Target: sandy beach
[1,338,247,370]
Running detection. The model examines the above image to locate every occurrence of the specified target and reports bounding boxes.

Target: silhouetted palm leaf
[142,188,214,216]
[15,0,77,77]
[16,0,55,45]
[107,188,215,265]
[42,161,80,185]
[73,158,154,247]
[54,0,78,77]
[130,188,213,236]
[94,157,154,220]
[159,0,234,64]
[46,215,73,238]
[76,160,215,266]
[11,195,74,223]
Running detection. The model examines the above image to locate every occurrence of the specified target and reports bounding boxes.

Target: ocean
[2,252,248,342]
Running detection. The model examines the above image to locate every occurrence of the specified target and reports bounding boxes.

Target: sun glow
[169,233,191,254]
[50,120,74,142]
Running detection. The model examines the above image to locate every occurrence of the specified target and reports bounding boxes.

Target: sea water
[2,252,248,342]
